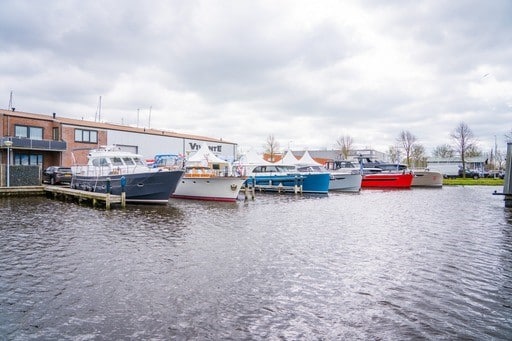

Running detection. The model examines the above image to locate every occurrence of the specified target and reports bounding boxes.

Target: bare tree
[465,145,482,157]
[505,129,512,142]
[450,122,477,178]
[411,144,426,168]
[336,135,354,160]
[495,149,505,170]
[432,144,455,158]
[264,134,280,162]
[387,145,400,164]
[396,130,417,167]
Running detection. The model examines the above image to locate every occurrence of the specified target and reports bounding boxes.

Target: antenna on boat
[95,96,102,122]
[137,108,140,128]
[148,106,152,129]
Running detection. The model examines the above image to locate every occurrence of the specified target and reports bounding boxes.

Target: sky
[1,0,511,156]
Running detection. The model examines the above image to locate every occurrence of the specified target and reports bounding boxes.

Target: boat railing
[183,167,245,178]
[72,164,155,177]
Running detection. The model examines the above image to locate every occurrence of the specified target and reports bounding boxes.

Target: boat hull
[412,170,443,187]
[247,172,330,194]
[329,172,362,192]
[362,173,413,188]
[72,170,183,204]
[172,177,246,202]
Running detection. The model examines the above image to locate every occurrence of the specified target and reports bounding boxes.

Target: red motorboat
[361,172,414,188]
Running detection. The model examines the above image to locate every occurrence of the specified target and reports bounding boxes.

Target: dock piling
[503,142,512,207]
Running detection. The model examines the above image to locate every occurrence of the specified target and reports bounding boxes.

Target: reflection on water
[1,187,511,339]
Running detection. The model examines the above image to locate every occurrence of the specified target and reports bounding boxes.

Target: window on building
[52,127,60,140]
[75,129,98,143]
[15,125,28,138]
[14,125,43,140]
[30,127,43,140]
[14,153,43,165]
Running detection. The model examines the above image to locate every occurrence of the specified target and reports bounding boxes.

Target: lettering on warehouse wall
[189,142,222,153]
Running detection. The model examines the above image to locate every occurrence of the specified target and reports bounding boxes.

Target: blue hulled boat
[241,164,330,194]
[71,146,184,204]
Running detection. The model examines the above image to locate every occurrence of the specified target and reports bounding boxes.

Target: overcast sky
[1,0,511,155]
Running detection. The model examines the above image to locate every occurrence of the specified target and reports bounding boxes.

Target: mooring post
[120,176,126,208]
[503,142,512,207]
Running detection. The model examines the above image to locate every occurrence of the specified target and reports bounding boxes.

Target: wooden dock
[254,183,303,193]
[0,186,46,196]
[0,185,126,209]
[44,186,126,209]
[244,177,304,194]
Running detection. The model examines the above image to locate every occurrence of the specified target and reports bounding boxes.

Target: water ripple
[0,187,511,339]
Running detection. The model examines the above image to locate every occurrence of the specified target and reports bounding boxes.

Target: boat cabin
[250,165,296,173]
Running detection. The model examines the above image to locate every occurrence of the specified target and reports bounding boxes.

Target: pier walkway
[0,185,125,209]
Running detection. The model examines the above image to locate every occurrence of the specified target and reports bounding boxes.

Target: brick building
[0,109,237,178]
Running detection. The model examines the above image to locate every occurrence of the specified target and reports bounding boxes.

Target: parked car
[488,170,505,179]
[43,166,73,185]
[458,168,480,179]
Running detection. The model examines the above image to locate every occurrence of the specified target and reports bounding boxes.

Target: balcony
[1,137,67,151]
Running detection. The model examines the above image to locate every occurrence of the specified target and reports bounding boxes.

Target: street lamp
[4,140,13,187]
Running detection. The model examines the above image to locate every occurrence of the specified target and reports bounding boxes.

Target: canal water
[1,186,511,340]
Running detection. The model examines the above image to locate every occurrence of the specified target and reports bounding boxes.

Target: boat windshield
[122,157,135,165]
[252,165,295,173]
[110,157,124,166]
[325,161,357,170]
[133,157,145,166]
[277,165,296,172]
[297,165,325,172]
[91,157,109,167]
[253,165,279,173]
[155,155,180,167]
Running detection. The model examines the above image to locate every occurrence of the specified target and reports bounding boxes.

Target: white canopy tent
[239,149,272,165]
[297,150,322,166]
[187,142,230,172]
[280,150,300,165]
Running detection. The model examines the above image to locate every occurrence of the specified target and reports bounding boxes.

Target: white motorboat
[411,169,443,187]
[323,160,362,192]
[328,171,362,192]
[158,143,246,202]
[171,167,246,202]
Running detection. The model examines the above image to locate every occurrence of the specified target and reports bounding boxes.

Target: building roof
[427,156,488,163]
[0,108,234,144]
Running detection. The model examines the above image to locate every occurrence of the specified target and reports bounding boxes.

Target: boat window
[133,157,145,166]
[92,158,110,166]
[110,157,124,166]
[277,165,295,172]
[122,157,135,165]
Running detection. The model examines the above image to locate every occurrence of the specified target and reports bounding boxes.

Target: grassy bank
[443,178,505,186]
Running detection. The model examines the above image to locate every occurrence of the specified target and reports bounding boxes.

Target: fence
[0,165,42,186]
